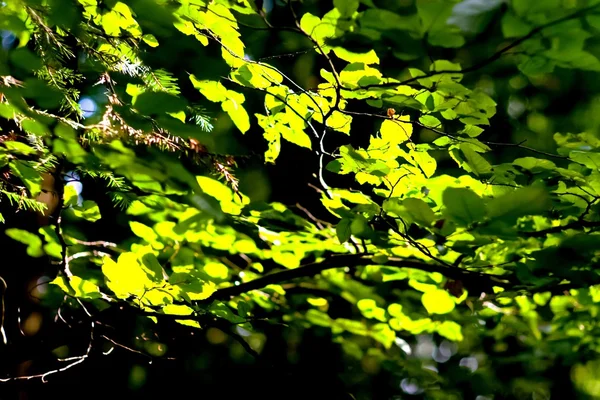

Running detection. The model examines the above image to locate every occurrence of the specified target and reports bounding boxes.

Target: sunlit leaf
[422,289,455,314]
[5,228,44,257]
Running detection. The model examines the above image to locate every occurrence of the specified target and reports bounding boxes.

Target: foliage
[2,0,600,398]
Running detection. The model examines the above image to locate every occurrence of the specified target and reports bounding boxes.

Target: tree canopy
[2,0,600,398]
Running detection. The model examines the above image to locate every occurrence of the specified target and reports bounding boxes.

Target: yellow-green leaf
[380,116,412,144]
[332,47,379,64]
[223,98,250,133]
[130,221,158,242]
[204,262,229,279]
[142,33,159,47]
[422,289,455,314]
[437,321,463,341]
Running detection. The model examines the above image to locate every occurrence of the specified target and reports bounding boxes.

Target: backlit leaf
[422,289,455,314]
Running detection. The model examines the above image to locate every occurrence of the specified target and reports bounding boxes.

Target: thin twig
[100,334,153,361]
[0,321,94,383]
[55,215,73,278]
[294,203,328,229]
[68,238,118,248]
[66,250,111,263]
[343,109,567,159]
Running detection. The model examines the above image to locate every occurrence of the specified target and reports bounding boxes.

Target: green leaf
[299,12,337,43]
[487,185,551,220]
[178,281,216,301]
[5,228,44,257]
[0,103,17,119]
[279,124,311,148]
[52,276,102,299]
[442,188,486,226]
[70,200,102,222]
[9,160,41,195]
[514,157,557,172]
[357,298,386,322]
[306,309,332,327]
[430,60,462,81]
[237,301,250,318]
[512,0,560,16]
[350,215,372,238]
[437,321,463,341]
[419,115,441,128]
[501,12,532,38]
[518,56,556,76]
[102,253,152,300]
[336,218,352,243]
[380,117,412,144]
[190,77,227,102]
[190,76,249,133]
[449,0,503,34]
[222,98,250,134]
[570,151,600,170]
[334,0,359,17]
[359,9,420,33]
[39,226,62,258]
[3,141,36,155]
[422,289,455,314]
[9,48,43,70]
[197,176,247,215]
[425,95,435,111]
[142,33,159,47]
[327,111,353,135]
[403,198,435,227]
[332,47,379,64]
[162,305,200,328]
[134,92,187,115]
[273,250,300,269]
[204,262,229,279]
[21,119,50,136]
[370,323,395,349]
[460,144,492,176]
[417,0,465,48]
[23,79,63,109]
[130,221,158,242]
[462,125,484,137]
[263,127,281,163]
[140,253,166,282]
[409,150,437,178]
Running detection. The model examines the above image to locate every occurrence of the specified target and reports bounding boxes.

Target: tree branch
[198,254,514,303]
[0,321,94,383]
[342,109,567,159]
[521,219,600,237]
[357,3,600,90]
[55,215,73,278]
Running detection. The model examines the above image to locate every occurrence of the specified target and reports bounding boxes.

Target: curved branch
[198,254,514,303]
[357,3,600,90]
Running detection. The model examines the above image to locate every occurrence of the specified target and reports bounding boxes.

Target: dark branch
[356,4,600,90]
[481,139,568,160]
[197,254,514,303]
[343,109,567,159]
[521,219,600,237]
